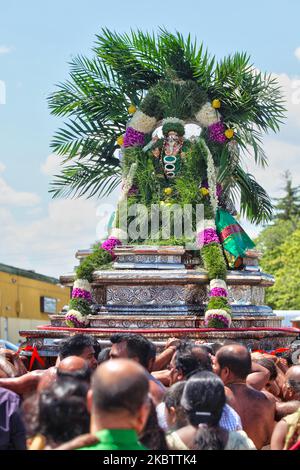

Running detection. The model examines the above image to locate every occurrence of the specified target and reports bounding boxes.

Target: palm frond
[94,28,162,91]
[233,166,273,224]
[49,160,121,199]
[211,53,286,132]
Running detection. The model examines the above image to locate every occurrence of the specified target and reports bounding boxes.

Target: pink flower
[197,228,220,246]
[208,122,227,144]
[101,236,122,256]
[209,287,228,297]
[123,127,145,147]
[72,288,92,301]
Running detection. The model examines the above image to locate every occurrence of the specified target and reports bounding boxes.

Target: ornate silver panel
[106,285,187,305]
[117,254,182,264]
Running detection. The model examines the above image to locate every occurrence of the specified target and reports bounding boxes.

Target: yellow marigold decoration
[116,135,124,146]
[200,187,210,197]
[212,99,221,109]
[128,104,137,114]
[225,128,234,139]
[164,187,173,196]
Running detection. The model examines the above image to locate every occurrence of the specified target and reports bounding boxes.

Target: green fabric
[216,209,255,261]
[78,429,147,451]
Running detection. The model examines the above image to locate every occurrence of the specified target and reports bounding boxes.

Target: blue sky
[0,0,300,277]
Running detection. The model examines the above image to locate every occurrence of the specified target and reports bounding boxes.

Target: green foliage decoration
[201,243,227,280]
[76,247,113,282]
[69,297,92,316]
[207,296,230,312]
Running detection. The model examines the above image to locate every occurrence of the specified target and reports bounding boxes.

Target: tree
[260,228,300,309]
[274,171,300,225]
[256,171,300,308]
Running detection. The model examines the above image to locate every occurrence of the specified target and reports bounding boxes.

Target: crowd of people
[0,333,300,451]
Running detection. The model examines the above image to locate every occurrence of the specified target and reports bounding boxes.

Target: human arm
[270,420,288,450]
[247,360,270,391]
[0,370,43,396]
[152,369,172,387]
[53,434,99,450]
[152,338,180,371]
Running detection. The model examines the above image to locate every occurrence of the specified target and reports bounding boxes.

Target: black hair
[253,357,278,381]
[181,371,228,450]
[110,333,155,369]
[165,381,187,411]
[174,345,212,378]
[38,378,90,446]
[164,381,188,429]
[217,345,251,379]
[92,367,149,416]
[181,371,225,427]
[97,347,111,365]
[140,399,168,450]
[59,334,96,360]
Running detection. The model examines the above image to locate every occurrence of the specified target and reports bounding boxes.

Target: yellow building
[0,263,70,344]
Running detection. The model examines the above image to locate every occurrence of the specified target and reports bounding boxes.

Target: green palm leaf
[232,166,273,224]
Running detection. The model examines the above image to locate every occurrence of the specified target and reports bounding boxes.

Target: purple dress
[0,387,26,450]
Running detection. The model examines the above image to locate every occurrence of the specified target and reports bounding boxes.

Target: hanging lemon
[212,99,221,109]
[164,187,173,196]
[128,104,137,114]
[225,128,234,139]
[116,135,124,146]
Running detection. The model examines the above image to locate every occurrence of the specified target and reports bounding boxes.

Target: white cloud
[244,138,300,197]
[0,188,119,277]
[0,167,40,207]
[40,154,62,176]
[295,47,300,61]
[273,72,300,129]
[0,45,13,55]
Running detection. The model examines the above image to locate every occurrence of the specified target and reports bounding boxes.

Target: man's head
[169,344,212,385]
[109,334,156,371]
[57,356,92,384]
[164,381,188,430]
[59,334,98,370]
[38,377,90,446]
[88,359,150,434]
[282,365,300,401]
[214,344,251,385]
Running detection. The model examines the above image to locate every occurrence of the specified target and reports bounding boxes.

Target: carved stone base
[49,314,283,330]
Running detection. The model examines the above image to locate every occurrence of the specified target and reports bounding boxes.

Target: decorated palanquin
[20,30,300,359]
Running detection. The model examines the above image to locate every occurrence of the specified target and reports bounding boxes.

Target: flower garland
[203,142,219,216]
[65,309,90,328]
[65,238,122,328]
[197,218,232,327]
[195,102,220,127]
[116,97,235,329]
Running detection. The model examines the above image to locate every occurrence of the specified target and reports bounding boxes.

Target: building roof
[0,262,60,285]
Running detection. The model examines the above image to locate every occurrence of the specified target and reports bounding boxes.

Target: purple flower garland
[72,288,92,302]
[204,313,231,328]
[209,287,228,297]
[123,127,145,147]
[208,122,227,144]
[197,228,220,246]
[101,236,122,255]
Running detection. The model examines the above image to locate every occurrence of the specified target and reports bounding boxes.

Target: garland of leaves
[65,243,116,327]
